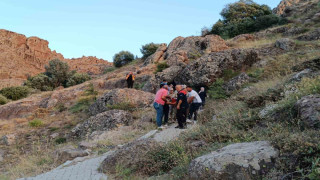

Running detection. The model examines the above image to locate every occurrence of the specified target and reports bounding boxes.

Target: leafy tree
[25,74,53,91]
[0,86,30,100]
[44,59,70,87]
[113,51,135,67]
[66,73,91,87]
[140,43,160,59]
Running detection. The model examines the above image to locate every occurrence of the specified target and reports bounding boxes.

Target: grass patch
[28,119,44,128]
[107,102,136,112]
[55,137,67,144]
[208,78,228,100]
[155,62,169,73]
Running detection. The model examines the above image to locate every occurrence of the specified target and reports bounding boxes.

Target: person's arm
[188,96,195,104]
[177,100,182,110]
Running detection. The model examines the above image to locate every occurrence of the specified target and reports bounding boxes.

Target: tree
[140,43,160,59]
[45,59,70,87]
[66,73,91,87]
[113,51,135,67]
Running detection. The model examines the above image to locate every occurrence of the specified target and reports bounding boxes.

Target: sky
[0,0,280,61]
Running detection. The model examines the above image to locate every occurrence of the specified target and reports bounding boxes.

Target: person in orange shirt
[126,72,135,88]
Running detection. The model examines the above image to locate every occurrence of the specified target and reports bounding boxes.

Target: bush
[208,79,228,99]
[0,95,8,105]
[69,95,96,113]
[113,51,135,68]
[140,43,160,59]
[66,73,91,87]
[55,137,67,144]
[28,119,44,127]
[45,59,70,87]
[25,74,53,91]
[155,62,169,73]
[0,86,30,100]
[103,66,116,74]
[106,102,136,112]
[209,0,284,38]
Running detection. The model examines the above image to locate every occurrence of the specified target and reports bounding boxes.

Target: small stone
[79,141,97,150]
[50,133,59,139]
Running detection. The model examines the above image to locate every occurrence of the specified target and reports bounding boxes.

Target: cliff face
[273,0,302,15]
[0,29,111,88]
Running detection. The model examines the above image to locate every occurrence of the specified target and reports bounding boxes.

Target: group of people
[153,81,206,129]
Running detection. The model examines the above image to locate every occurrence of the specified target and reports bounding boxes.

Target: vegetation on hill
[140,43,160,59]
[207,0,286,39]
[113,51,135,67]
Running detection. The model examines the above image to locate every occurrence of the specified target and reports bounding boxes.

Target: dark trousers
[188,103,201,120]
[127,81,134,88]
[177,108,187,128]
[163,104,169,124]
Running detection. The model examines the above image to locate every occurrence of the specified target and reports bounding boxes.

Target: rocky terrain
[0,29,112,88]
[1,0,320,179]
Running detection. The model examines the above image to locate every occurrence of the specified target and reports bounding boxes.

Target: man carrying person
[153,83,169,129]
[126,72,135,88]
[187,86,202,123]
[175,85,189,129]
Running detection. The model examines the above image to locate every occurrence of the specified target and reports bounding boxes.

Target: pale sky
[0,0,280,61]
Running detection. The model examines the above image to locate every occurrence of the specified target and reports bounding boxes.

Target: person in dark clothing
[126,72,135,88]
[199,87,207,108]
[175,85,189,129]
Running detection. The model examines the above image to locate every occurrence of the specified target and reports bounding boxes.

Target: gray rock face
[100,139,161,174]
[88,88,155,116]
[55,146,89,163]
[188,141,279,180]
[275,38,296,51]
[175,49,259,86]
[297,28,320,41]
[71,110,133,138]
[295,94,320,129]
[223,73,250,95]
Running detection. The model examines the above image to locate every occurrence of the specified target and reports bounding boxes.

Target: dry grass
[227,35,281,49]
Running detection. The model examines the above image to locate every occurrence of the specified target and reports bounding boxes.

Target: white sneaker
[186,119,192,123]
[158,126,165,129]
[164,124,168,127]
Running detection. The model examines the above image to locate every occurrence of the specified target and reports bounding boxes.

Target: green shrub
[55,137,67,144]
[155,62,169,73]
[222,69,240,81]
[45,59,70,88]
[0,86,30,100]
[140,43,160,59]
[134,82,146,90]
[25,74,53,91]
[0,95,8,105]
[113,51,135,68]
[55,103,67,112]
[85,83,98,96]
[208,79,228,99]
[66,73,91,87]
[69,95,96,113]
[107,102,136,112]
[28,119,44,127]
[103,66,116,74]
[247,68,264,79]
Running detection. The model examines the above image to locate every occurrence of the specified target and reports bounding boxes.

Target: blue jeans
[153,102,164,127]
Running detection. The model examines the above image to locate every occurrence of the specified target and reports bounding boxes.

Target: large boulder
[275,38,296,51]
[55,145,89,163]
[294,94,320,129]
[164,35,229,66]
[297,28,320,41]
[223,73,251,95]
[88,88,155,116]
[71,110,133,138]
[143,43,167,66]
[188,141,279,180]
[100,139,161,174]
[174,49,259,86]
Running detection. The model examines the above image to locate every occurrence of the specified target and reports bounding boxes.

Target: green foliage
[55,103,67,112]
[140,43,160,59]
[113,51,135,68]
[107,102,136,112]
[209,0,284,38]
[66,73,91,87]
[69,95,96,113]
[115,165,134,180]
[134,82,146,90]
[247,68,264,79]
[45,59,70,87]
[85,83,98,96]
[0,94,8,105]
[25,74,53,91]
[103,66,116,74]
[222,69,240,81]
[28,119,44,127]
[0,86,30,100]
[155,62,169,73]
[208,79,228,99]
[55,137,66,144]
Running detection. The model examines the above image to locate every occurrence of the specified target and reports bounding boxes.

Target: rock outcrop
[188,141,279,180]
[297,28,320,41]
[223,73,251,95]
[294,94,320,129]
[71,110,133,138]
[273,0,302,15]
[275,38,296,51]
[55,145,90,163]
[88,88,155,116]
[143,43,167,66]
[0,29,111,88]
[100,139,161,174]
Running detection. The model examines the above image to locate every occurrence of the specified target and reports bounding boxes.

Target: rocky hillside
[1,0,320,179]
[0,29,112,88]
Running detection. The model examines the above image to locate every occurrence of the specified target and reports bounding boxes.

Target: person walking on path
[199,87,207,109]
[153,83,169,129]
[175,85,189,129]
[187,86,202,122]
[126,72,135,88]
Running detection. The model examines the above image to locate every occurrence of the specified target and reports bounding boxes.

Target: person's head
[129,72,133,75]
[163,85,169,90]
[186,85,192,92]
[169,89,174,94]
[176,85,182,92]
[160,82,165,88]
[201,87,205,92]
